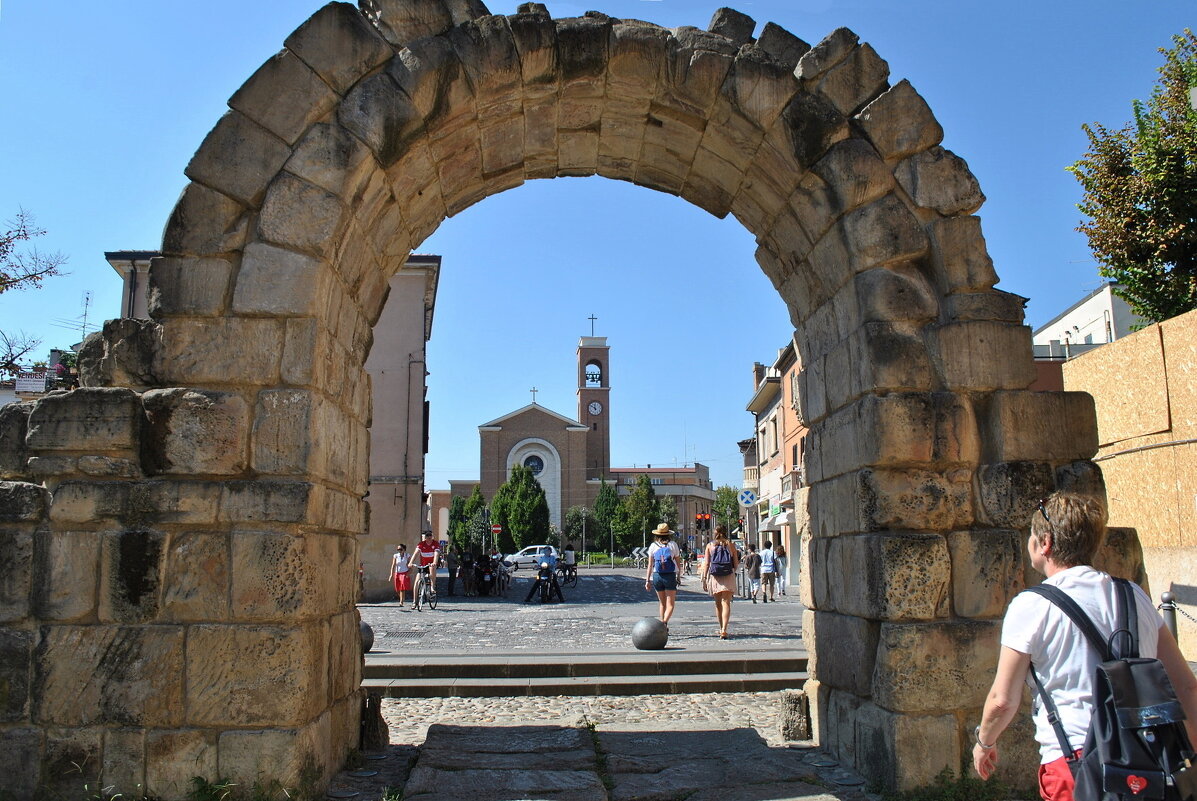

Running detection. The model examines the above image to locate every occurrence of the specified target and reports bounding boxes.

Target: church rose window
[524,455,544,474]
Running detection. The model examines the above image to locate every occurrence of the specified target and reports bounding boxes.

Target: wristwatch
[974,725,996,750]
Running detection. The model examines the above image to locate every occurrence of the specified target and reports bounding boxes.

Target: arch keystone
[285,2,395,96]
[361,0,490,47]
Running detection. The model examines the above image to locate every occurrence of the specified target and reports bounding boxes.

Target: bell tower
[577,335,610,481]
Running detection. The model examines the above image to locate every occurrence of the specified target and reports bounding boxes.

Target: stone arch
[506,436,562,527]
[0,1,1103,797]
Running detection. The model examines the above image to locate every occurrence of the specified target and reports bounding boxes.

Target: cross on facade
[588,314,598,336]
[530,386,538,403]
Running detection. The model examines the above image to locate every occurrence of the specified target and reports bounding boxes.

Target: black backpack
[1026,578,1197,800]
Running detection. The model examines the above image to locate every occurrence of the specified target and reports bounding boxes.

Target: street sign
[491,524,502,534]
[738,489,757,507]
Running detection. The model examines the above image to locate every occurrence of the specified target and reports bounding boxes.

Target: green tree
[490,465,550,551]
[447,495,467,550]
[1069,30,1197,323]
[562,505,596,551]
[657,495,678,531]
[620,474,659,551]
[713,485,741,532]
[593,478,619,550]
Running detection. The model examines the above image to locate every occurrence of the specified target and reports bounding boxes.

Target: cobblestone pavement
[326,692,882,801]
[359,567,804,655]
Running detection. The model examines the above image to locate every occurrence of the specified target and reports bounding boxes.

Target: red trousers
[1038,752,1082,801]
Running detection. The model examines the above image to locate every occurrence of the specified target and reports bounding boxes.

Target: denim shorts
[652,572,678,592]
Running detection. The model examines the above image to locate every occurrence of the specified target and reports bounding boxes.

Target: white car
[505,545,557,570]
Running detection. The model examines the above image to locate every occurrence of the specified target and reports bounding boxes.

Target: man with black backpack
[973,491,1197,800]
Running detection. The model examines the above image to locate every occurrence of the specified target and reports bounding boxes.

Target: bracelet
[974,725,996,750]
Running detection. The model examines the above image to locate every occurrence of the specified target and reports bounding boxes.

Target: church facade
[479,336,611,527]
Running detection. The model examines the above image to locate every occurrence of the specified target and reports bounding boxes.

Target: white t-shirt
[1001,565,1162,763]
[648,541,679,572]
[759,547,776,573]
[563,549,576,565]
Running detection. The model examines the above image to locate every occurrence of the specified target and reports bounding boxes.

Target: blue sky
[1,1,1191,491]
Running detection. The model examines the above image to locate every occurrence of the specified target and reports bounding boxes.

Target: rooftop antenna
[50,291,97,340]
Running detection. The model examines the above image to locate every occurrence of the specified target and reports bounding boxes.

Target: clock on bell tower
[577,335,611,481]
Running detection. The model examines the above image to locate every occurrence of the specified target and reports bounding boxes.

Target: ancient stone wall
[0,0,1106,796]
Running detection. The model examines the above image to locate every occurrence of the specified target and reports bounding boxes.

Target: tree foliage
[713,485,741,532]
[592,478,619,548]
[618,474,659,552]
[490,465,550,551]
[0,210,68,374]
[562,505,596,549]
[1069,30,1197,323]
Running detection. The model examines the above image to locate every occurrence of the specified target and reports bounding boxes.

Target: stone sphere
[360,620,375,654]
[631,617,668,650]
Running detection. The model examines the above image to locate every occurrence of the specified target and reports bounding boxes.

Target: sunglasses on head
[1037,498,1053,527]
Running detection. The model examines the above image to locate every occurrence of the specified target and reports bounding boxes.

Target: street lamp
[580,507,587,568]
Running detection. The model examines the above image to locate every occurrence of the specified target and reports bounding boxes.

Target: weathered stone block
[827,531,952,621]
[779,689,811,741]
[232,242,330,316]
[708,8,755,45]
[947,529,1024,618]
[854,264,937,324]
[286,122,373,199]
[985,391,1099,462]
[101,728,146,795]
[231,531,341,622]
[252,389,318,475]
[26,388,142,455]
[812,138,895,216]
[218,722,326,791]
[0,403,30,479]
[33,530,100,622]
[756,23,810,71]
[99,529,164,624]
[942,289,1026,324]
[861,467,974,532]
[872,620,1000,712]
[161,532,230,622]
[365,0,488,46]
[1054,459,1106,502]
[339,71,423,167]
[42,728,102,800]
[0,627,33,722]
[77,319,164,389]
[927,215,997,293]
[854,321,936,395]
[854,702,959,792]
[841,194,928,273]
[185,110,292,207]
[257,173,346,258]
[976,461,1056,529]
[34,625,185,726]
[856,79,942,160]
[817,43,889,116]
[186,624,325,726]
[780,91,848,168]
[157,318,283,385]
[926,321,1036,390]
[0,481,48,523]
[804,609,878,697]
[0,529,32,622]
[896,146,985,215]
[146,729,218,799]
[230,49,340,146]
[449,16,523,115]
[286,2,395,95]
[141,388,250,476]
[161,182,249,257]
[722,45,796,133]
[795,27,858,83]
[0,727,42,797]
[220,481,315,525]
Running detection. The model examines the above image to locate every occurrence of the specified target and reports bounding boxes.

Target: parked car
[506,545,557,570]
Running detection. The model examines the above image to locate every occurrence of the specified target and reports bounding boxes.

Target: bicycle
[413,566,438,611]
[555,563,578,588]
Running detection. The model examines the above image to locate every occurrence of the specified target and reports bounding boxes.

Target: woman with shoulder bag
[700,524,740,639]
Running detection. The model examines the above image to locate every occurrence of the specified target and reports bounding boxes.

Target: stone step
[363,652,805,681]
[362,670,809,698]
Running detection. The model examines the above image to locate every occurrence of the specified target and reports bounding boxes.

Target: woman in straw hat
[644,523,682,627]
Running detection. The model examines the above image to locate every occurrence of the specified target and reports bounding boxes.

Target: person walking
[759,540,777,602]
[973,491,1197,799]
[743,544,762,603]
[644,523,682,627]
[445,547,459,596]
[700,524,740,639]
[775,543,788,596]
[388,543,411,607]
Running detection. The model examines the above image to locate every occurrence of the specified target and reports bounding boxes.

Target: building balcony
[742,466,759,489]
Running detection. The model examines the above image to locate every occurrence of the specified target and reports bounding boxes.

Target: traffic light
[694,513,701,530]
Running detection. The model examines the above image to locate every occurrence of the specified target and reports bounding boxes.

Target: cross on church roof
[588,314,597,337]
[530,386,538,403]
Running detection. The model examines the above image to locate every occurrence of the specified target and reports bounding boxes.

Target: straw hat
[653,523,673,536]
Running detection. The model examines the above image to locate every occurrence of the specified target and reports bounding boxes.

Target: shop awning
[759,510,794,531]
